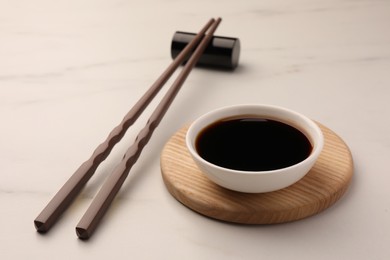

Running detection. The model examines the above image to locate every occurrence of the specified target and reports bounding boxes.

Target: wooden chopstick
[34,18,216,233]
[75,18,222,240]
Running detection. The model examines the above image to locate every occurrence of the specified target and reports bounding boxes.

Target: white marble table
[1,0,389,259]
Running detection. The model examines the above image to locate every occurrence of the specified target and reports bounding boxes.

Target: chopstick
[34,18,216,233]
[76,18,222,239]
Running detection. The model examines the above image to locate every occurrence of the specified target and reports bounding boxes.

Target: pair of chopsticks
[34,17,222,239]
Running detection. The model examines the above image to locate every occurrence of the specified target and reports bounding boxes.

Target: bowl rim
[186,104,324,176]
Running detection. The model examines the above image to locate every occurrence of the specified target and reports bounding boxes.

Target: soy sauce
[195,116,312,171]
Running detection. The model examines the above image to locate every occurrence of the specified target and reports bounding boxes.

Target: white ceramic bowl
[186,104,324,193]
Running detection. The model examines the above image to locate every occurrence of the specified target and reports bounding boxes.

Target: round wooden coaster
[160,123,353,224]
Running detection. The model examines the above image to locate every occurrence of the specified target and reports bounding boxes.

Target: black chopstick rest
[171,31,240,70]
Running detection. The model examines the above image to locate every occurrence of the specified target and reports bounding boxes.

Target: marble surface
[1,0,389,259]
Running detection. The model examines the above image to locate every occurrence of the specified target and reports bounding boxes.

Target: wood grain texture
[160,123,353,224]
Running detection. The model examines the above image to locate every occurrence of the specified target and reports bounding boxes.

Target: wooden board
[160,123,353,224]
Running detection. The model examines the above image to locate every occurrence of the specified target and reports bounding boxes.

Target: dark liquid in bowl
[195,116,312,171]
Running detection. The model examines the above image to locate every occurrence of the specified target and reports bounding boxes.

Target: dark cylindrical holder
[171,31,240,70]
